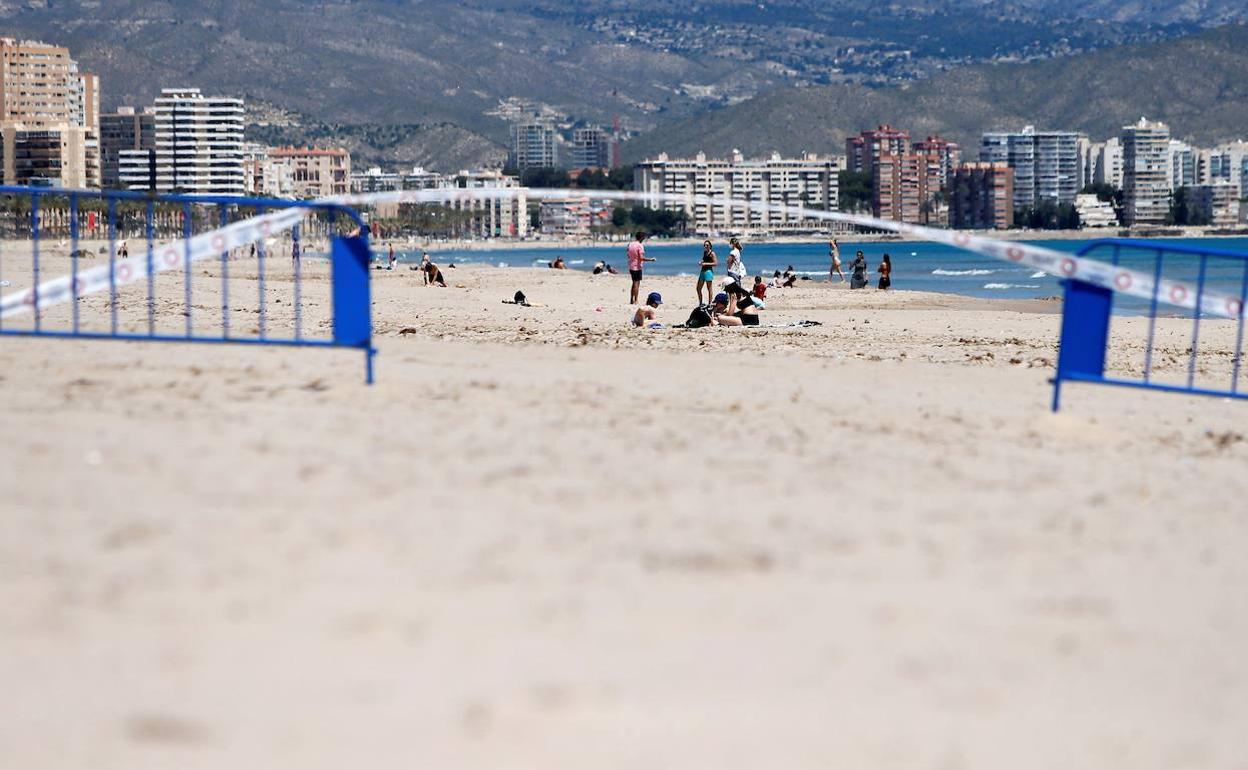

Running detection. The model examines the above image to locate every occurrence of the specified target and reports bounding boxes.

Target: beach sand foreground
[0,258,1245,768]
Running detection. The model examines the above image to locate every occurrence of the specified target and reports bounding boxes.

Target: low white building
[539,197,592,237]
[1074,193,1118,228]
[1190,184,1241,227]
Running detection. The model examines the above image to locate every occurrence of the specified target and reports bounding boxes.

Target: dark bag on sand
[684,304,714,328]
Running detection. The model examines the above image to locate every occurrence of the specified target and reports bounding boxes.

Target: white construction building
[119,88,244,195]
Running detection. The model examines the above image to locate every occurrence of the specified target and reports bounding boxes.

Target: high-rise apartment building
[1122,118,1171,227]
[508,119,557,170]
[1167,140,1197,190]
[119,88,245,195]
[633,151,841,236]
[981,126,1082,211]
[0,38,99,187]
[949,162,1015,230]
[99,107,156,188]
[873,153,946,225]
[913,135,962,188]
[569,127,611,170]
[1094,138,1124,188]
[846,125,911,178]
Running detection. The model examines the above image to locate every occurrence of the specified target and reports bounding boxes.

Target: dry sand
[1,251,1246,769]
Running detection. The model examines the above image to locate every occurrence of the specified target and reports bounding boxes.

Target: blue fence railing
[1052,238,1248,411]
[0,186,376,383]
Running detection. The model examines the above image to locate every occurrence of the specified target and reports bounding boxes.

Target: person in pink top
[626,231,655,304]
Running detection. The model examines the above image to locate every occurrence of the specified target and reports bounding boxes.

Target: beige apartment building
[266,146,351,198]
[0,38,99,188]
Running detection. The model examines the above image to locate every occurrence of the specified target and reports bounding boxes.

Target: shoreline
[395,226,1248,252]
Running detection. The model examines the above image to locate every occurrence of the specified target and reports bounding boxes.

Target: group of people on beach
[626,231,894,328]
[828,238,892,290]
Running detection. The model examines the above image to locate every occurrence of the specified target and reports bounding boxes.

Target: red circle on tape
[163,248,178,266]
[1060,257,1078,276]
[1006,246,1025,262]
[212,234,226,251]
[260,221,272,236]
[23,290,35,306]
[953,233,971,247]
[117,264,133,281]
[1170,285,1188,304]
[1114,272,1132,290]
[1228,298,1243,316]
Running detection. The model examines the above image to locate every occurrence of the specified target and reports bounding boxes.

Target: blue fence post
[330,231,375,384]
[1052,278,1113,412]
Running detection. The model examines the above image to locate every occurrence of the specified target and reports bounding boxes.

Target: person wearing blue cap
[631,291,663,327]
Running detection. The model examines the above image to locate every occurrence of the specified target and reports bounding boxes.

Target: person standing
[388,243,397,270]
[877,253,892,290]
[696,240,717,304]
[849,250,869,290]
[627,231,654,304]
[829,238,845,283]
[726,237,746,284]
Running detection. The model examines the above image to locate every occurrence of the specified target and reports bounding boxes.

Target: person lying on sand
[550,256,567,270]
[632,292,663,327]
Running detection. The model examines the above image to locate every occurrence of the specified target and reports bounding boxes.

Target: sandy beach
[1,252,1246,768]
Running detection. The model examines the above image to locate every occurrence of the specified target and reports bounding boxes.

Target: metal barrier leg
[330,233,374,383]
[1053,279,1113,412]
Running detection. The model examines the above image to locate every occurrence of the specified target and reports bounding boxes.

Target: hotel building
[1121,118,1171,227]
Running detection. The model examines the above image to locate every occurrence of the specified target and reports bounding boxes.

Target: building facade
[509,119,557,170]
[846,125,910,178]
[265,146,351,198]
[569,127,611,170]
[633,151,841,236]
[539,197,593,237]
[1122,118,1171,227]
[1074,193,1117,228]
[1094,138,1124,188]
[0,38,99,188]
[981,126,1082,211]
[873,153,946,225]
[948,162,1015,230]
[1189,184,1240,227]
[120,88,245,195]
[913,135,962,188]
[99,107,155,188]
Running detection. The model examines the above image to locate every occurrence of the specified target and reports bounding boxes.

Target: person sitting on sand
[849,251,869,290]
[710,288,761,327]
[632,292,663,327]
[606,263,619,275]
[423,259,447,287]
[697,240,717,305]
[782,266,798,288]
[592,261,606,275]
[550,256,567,270]
[877,253,892,290]
[753,275,767,300]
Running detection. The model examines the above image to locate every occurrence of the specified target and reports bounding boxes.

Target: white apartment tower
[633,151,841,236]
[508,119,556,170]
[1122,118,1171,227]
[980,126,1083,211]
[120,88,244,194]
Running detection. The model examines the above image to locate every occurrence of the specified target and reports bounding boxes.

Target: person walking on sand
[829,238,845,283]
[697,240,717,304]
[877,253,892,290]
[726,237,746,284]
[849,250,869,290]
[627,231,655,304]
[388,243,397,270]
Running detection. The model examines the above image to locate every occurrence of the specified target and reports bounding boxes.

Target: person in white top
[726,237,746,284]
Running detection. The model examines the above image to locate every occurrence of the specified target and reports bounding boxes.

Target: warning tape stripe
[4,188,1244,321]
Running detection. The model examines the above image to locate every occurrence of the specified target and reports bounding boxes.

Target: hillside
[624,24,1248,161]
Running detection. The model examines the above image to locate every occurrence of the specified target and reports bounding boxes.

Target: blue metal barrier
[1052,238,1248,411]
[0,186,376,383]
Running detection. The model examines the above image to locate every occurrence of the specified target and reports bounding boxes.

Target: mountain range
[0,1,1245,168]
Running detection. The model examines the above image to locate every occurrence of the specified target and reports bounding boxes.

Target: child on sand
[632,292,663,327]
[878,254,892,290]
[753,275,767,300]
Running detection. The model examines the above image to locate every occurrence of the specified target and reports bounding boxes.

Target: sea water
[396,236,1248,307]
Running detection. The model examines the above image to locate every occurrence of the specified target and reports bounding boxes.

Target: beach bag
[685,304,714,328]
